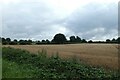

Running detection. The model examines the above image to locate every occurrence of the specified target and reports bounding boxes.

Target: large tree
[70,36,76,42]
[76,36,81,42]
[81,39,87,43]
[106,39,110,43]
[70,36,81,43]
[6,38,11,44]
[2,38,7,45]
[52,33,67,44]
[117,37,120,43]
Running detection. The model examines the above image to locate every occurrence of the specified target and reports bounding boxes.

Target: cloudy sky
[1,0,119,41]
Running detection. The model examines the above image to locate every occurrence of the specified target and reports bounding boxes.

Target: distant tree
[36,41,41,45]
[88,40,93,43]
[76,36,81,43]
[19,40,26,45]
[117,37,120,43]
[42,40,46,43]
[46,39,50,44]
[14,39,18,43]
[70,36,76,42]
[2,38,5,42]
[38,41,40,43]
[112,38,116,41]
[6,38,11,44]
[106,39,110,43]
[2,38,7,45]
[52,33,67,44]
[111,38,117,43]
[81,39,87,43]
[28,39,32,45]
[9,39,18,45]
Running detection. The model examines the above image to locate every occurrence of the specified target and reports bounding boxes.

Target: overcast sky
[1,0,119,41]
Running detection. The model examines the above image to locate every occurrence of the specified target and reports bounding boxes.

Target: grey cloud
[3,1,61,40]
[64,3,118,40]
[2,1,118,41]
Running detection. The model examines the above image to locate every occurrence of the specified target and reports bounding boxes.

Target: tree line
[0,33,120,45]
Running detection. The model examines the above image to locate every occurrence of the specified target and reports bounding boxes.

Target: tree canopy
[1,33,119,45]
[52,33,67,44]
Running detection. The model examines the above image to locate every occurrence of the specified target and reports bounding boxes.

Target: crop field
[3,44,119,70]
[2,47,119,79]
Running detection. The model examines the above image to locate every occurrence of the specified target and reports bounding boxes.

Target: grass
[2,59,37,78]
[2,47,119,79]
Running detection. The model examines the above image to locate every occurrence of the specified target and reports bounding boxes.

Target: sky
[1,0,119,41]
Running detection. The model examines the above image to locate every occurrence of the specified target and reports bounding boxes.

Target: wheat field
[3,44,119,70]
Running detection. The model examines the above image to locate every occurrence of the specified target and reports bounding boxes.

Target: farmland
[3,44,119,70]
[2,46,119,79]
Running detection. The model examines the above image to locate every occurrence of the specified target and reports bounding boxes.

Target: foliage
[2,47,119,79]
[69,36,81,43]
[1,33,120,45]
[52,33,67,44]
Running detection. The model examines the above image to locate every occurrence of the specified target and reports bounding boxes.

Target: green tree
[88,40,93,43]
[52,33,67,44]
[36,41,41,45]
[6,38,11,44]
[42,40,46,43]
[46,39,50,44]
[106,39,110,43]
[76,36,81,43]
[14,39,18,43]
[9,39,18,45]
[70,36,76,42]
[117,37,120,43]
[81,39,87,43]
[111,38,117,43]
[2,38,7,45]
[28,39,32,45]
[19,40,25,45]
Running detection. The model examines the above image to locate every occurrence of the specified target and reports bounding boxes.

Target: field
[3,44,119,70]
[2,47,119,79]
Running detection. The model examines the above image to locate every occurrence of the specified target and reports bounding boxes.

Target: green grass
[2,59,37,78]
[2,47,119,79]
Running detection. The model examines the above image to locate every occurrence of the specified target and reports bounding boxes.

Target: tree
[19,40,26,45]
[76,36,81,43]
[36,41,41,45]
[106,39,110,43]
[42,40,46,43]
[88,40,93,43]
[70,36,76,42]
[81,39,87,43]
[14,39,18,43]
[111,38,117,43]
[6,38,11,44]
[2,38,7,45]
[46,39,50,44]
[117,37,120,43]
[52,33,67,44]
[2,38,6,42]
[28,39,32,45]
[6,38,11,42]
[9,39,18,45]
